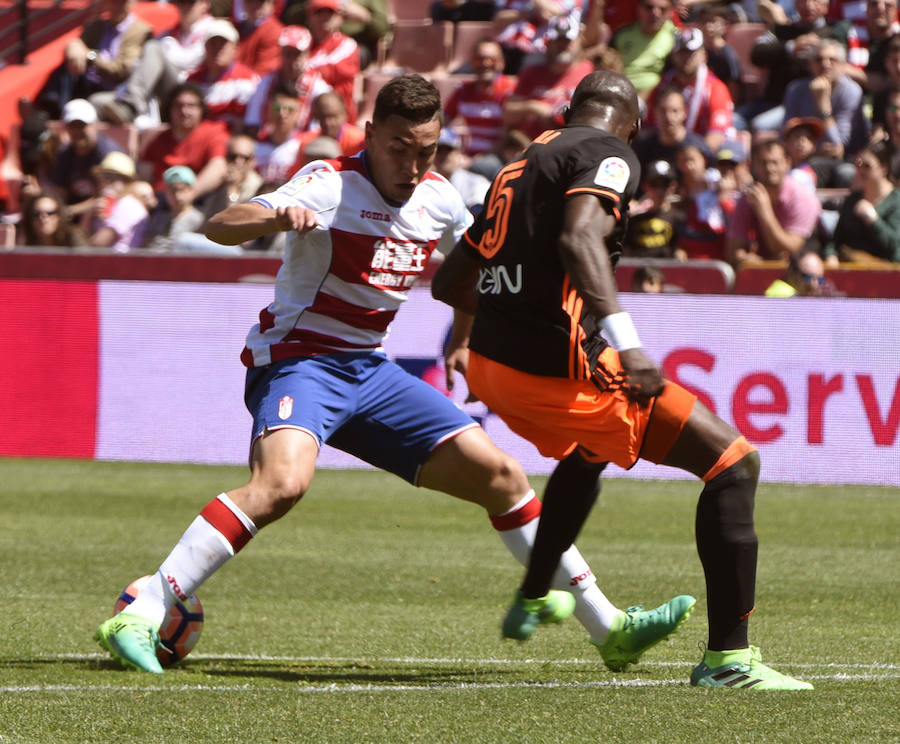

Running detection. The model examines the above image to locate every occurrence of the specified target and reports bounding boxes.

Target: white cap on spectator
[205,18,240,44]
[62,98,98,125]
[279,25,312,52]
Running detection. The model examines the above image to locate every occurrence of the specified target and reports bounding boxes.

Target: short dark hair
[751,138,788,161]
[372,74,442,125]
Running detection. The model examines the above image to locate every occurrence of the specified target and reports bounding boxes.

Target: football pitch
[2,458,898,743]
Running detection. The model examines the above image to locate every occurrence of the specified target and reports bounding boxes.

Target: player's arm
[560,193,664,403]
[204,201,318,245]
[432,236,482,390]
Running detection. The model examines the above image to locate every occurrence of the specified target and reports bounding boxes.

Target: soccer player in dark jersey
[432,70,814,690]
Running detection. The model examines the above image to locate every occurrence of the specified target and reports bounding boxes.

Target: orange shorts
[467,348,697,469]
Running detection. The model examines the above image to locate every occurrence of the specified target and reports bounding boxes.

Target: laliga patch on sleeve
[594,156,630,193]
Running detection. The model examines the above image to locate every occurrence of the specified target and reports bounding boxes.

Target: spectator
[244,25,330,136]
[255,85,307,184]
[503,15,595,139]
[139,83,230,200]
[187,19,261,126]
[782,116,825,193]
[841,0,899,79]
[646,27,735,152]
[633,85,709,173]
[98,0,217,125]
[493,0,583,74]
[35,0,152,119]
[235,0,285,76]
[305,0,361,121]
[726,139,822,263]
[764,248,836,295]
[431,0,497,23]
[85,152,155,251]
[144,165,206,251]
[444,38,518,179]
[624,159,681,258]
[828,139,900,264]
[742,0,852,133]
[432,127,492,213]
[674,142,735,261]
[200,134,264,219]
[630,264,666,292]
[695,3,743,103]
[879,83,900,178]
[869,34,900,135]
[337,0,390,70]
[48,99,126,222]
[292,91,365,166]
[19,193,87,247]
[611,0,677,96]
[782,37,870,182]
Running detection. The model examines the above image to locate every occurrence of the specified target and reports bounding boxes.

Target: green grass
[1,458,898,744]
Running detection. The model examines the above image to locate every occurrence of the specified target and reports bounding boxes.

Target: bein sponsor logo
[664,348,900,446]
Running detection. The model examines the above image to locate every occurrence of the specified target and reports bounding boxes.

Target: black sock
[521,451,607,599]
[695,451,760,650]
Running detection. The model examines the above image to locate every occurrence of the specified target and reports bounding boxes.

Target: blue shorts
[244,352,478,484]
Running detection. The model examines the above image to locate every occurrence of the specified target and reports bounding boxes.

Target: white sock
[493,492,621,643]
[125,494,256,627]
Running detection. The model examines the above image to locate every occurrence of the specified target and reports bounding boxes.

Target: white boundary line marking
[3,655,895,693]
[37,652,900,670]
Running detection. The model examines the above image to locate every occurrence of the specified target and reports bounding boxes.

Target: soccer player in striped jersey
[95,73,692,674]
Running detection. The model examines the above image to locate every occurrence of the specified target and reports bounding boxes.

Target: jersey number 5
[478,159,526,259]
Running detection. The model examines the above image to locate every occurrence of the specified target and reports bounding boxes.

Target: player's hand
[444,345,479,402]
[274,206,318,235]
[619,348,664,407]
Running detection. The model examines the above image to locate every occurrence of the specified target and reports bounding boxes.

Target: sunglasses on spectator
[802,273,826,285]
[271,103,299,113]
[227,152,253,162]
[32,209,59,217]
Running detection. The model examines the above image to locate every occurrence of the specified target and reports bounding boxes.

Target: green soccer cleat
[502,589,576,641]
[94,612,164,674]
[690,645,814,690]
[593,594,697,671]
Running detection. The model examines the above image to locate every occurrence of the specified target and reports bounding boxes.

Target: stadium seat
[449,21,495,73]
[724,22,768,97]
[357,71,397,124]
[0,222,15,248]
[389,0,430,23]
[428,73,472,107]
[378,20,453,74]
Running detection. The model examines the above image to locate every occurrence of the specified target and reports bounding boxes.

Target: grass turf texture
[1,458,898,744]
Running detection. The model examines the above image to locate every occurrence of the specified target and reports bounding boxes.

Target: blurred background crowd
[0,0,898,286]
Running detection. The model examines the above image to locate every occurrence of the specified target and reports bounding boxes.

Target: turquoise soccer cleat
[95,612,165,674]
[502,589,576,641]
[593,594,697,671]
[690,645,814,690]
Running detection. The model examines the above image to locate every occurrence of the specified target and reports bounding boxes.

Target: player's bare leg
[96,429,316,673]
[420,428,642,647]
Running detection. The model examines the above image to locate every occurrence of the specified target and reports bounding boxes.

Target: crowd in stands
[1,0,899,273]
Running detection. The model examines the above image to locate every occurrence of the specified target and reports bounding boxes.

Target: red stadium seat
[378,20,453,74]
[449,21,495,73]
[389,0,430,22]
[724,22,768,96]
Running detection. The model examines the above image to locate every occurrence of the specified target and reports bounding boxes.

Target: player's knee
[732,448,761,484]
[253,473,310,521]
[489,451,530,496]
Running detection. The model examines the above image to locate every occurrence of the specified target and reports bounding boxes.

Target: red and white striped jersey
[242,153,472,367]
[244,68,331,133]
[188,61,260,121]
[307,31,360,121]
[444,75,518,155]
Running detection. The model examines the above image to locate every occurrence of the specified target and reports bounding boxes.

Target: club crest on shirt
[594,157,630,192]
[278,395,294,420]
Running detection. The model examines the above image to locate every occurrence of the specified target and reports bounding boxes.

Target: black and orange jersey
[461,124,641,379]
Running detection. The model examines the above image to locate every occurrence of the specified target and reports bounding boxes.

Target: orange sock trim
[738,606,756,622]
[701,436,757,483]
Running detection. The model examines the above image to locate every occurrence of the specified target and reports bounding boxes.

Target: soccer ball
[114,575,204,666]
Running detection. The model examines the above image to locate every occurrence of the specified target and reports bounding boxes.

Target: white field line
[37,652,900,670]
[3,655,897,693]
[2,672,898,694]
